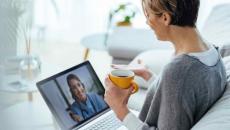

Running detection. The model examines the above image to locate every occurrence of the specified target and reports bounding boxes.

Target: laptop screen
[37,61,109,130]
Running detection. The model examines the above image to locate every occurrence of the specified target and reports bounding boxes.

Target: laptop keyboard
[83,113,123,130]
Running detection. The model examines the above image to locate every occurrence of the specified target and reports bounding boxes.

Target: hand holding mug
[104,75,133,121]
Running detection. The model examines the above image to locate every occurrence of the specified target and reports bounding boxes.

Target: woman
[104,0,227,129]
[67,74,107,122]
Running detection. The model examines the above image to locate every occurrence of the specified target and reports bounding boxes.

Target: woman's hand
[111,59,153,81]
[69,111,81,122]
[104,76,133,121]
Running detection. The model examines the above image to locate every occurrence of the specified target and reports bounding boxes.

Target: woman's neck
[168,26,208,56]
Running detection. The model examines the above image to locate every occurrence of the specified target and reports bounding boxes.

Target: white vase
[19,55,40,85]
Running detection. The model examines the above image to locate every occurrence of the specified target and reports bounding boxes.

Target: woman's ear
[161,12,171,26]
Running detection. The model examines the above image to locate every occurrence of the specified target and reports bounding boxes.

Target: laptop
[37,61,127,130]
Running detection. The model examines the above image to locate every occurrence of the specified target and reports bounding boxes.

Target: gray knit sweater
[134,54,226,130]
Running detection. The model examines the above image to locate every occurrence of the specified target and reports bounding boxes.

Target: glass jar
[19,55,41,85]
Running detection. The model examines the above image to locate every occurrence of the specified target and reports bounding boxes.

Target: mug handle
[131,81,139,94]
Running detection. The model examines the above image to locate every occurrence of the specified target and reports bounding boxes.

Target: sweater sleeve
[122,61,193,130]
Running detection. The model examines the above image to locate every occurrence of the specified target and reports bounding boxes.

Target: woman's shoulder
[163,55,197,75]
[166,53,221,69]
[162,54,222,79]
[167,54,202,67]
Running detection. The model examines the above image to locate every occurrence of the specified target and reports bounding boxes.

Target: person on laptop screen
[67,74,107,122]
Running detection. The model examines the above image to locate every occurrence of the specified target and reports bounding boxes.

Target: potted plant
[109,3,138,27]
[103,3,138,46]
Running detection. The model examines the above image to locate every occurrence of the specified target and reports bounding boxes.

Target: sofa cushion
[200,4,230,46]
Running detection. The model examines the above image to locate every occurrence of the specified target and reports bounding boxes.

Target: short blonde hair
[142,0,199,27]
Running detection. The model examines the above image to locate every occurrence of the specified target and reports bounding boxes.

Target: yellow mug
[109,69,139,94]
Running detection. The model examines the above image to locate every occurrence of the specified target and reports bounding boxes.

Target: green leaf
[124,16,131,22]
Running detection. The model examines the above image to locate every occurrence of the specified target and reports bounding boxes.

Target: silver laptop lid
[37,61,109,130]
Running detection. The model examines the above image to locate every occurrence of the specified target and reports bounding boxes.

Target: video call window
[39,65,108,130]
